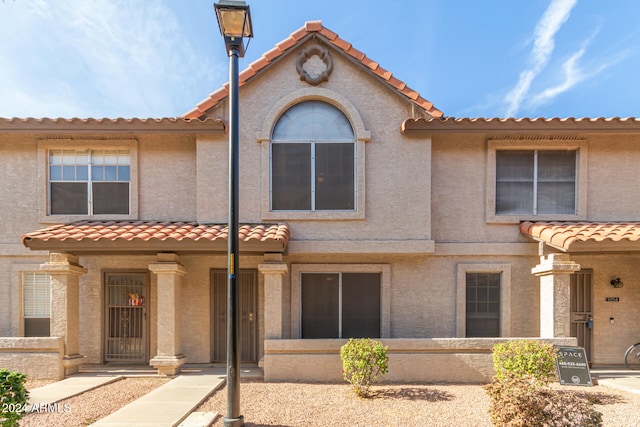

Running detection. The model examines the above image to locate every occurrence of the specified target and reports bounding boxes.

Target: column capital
[258,262,288,275]
[148,262,187,276]
[40,253,87,276]
[532,253,580,277]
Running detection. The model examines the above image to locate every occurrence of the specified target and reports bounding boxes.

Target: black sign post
[555,346,593,386]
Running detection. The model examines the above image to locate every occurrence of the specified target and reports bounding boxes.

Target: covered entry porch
[21,220,290,377]
[521,221,640,365]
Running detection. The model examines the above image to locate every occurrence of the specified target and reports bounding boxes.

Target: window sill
[486,213,586,224]
[40,214,138,225]
[262,210,364,221]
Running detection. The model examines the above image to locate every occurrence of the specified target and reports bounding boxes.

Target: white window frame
[456,263,511,338]
[486,139,587,223]
[258,88,370,221]
[22,271,51,337]
[291,264,390,339]
[38,139,139,222]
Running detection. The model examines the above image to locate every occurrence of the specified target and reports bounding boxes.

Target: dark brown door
[570,269,593,361]
[211,269,258,363]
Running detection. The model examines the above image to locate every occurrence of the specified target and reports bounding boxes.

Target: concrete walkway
[26,365,262,426]
[93,373,226,426]
[592,367,640,395]
[28,375,122,405]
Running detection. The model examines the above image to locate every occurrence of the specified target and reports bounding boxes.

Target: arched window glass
[271,101,355,211]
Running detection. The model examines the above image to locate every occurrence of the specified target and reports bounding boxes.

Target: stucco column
[532,253,580,338]
[258,254,288,339]
[149,253,187,375]
[40,253,87,376]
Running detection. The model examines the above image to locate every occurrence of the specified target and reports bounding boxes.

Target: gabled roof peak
[184,20,443,119]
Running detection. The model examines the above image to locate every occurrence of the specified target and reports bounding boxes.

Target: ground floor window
[465,272,501,337]
[23,272,50,337]
[301,272,381,339]
[456,263,511,338]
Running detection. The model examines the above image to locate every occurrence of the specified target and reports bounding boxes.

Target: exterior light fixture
[610,277,623,288]
[214,1,253,426]
[214,0,253,57]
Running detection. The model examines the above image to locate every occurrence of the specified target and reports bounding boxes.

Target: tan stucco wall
[2,34,640,379]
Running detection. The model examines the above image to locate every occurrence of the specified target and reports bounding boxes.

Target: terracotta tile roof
[184,21,443,119]
[401,116,640,134]
[22,221,290,253]
[520,221,640,252]
[0,117,225,134]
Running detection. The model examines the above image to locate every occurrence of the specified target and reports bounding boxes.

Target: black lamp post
[213,1,253,426]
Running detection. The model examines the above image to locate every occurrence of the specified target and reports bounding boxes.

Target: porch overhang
[520,221,640,253]
[22,221,290,255]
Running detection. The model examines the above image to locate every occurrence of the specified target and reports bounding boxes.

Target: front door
[104,271,149,363]
[570,269,593,361]
[211,269,258,363]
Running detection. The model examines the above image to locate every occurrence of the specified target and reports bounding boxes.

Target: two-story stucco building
[1,21,639,381]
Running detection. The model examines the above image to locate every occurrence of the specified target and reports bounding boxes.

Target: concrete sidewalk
[592,367,640,395]
[28,376,123,405]
[93,373,226,427]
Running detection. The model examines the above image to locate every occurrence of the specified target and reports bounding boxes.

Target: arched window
[271,100,356,211]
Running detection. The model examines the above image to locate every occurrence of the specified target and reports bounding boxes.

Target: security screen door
[211,270,258,363]
[570,269,593,362]
[104,272,148,362]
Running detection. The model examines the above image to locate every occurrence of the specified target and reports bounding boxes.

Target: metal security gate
[570,269,593,362]
[104,272,148,363]
[211,269,257,363]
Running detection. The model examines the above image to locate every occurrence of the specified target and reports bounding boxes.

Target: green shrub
[487,341,602,426]
[340,338,388,397]
[485,374,603,426]
[0,369,29,427]
[492,340,557,385]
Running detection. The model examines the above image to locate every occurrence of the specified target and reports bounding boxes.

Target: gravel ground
[15,376,640,426]
[196,379,640,427]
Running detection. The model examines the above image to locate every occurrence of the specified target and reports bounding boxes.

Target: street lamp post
[213,1,253,426]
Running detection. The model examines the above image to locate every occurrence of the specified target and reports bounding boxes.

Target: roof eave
[401,117,640,134]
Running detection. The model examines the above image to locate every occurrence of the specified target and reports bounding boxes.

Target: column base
[150,354,187,376]
[62,354,85,376]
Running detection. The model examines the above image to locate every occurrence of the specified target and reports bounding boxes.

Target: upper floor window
[49,149,130,215]
[270,101,355,211]
[496,150,576,215]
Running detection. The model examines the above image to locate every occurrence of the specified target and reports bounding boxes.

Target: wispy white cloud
[0,0,222,118]
[504,0,578,117]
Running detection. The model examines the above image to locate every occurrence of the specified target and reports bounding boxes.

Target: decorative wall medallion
[296,45,333,85]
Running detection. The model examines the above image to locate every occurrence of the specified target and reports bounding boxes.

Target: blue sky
[1,0,638,119]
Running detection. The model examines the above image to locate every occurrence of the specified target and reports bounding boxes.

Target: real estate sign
[555,346,593,386]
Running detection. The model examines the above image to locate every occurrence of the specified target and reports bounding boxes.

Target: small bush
[487,341,602,426]
[340,338,388,398]
[492,340,557,385]
[485,374,603,426]
[0,369,29,427]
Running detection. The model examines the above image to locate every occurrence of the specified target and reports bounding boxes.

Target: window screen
[496,150,576,215]
[301,272,380,338]
[466,272,500,337]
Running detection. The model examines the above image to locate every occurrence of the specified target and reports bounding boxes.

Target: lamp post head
[214,0,253,57]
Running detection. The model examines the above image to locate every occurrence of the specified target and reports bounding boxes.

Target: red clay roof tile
[184,20,444,120]
[22,221,290,252]
[520,221,640,252]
